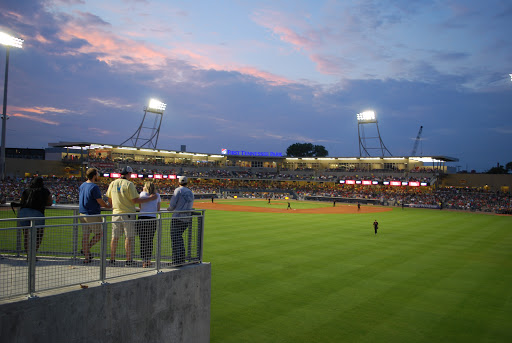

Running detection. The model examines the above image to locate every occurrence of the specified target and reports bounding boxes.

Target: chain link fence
[0,205,205,299]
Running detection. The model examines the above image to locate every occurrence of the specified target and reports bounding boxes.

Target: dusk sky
[1,0,511,172]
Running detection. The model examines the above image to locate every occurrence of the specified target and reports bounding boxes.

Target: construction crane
[411,126,423,156]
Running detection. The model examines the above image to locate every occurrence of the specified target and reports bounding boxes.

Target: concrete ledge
[0,263,211,343]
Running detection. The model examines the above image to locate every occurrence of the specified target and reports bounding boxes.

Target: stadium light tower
[356,110,392,157]
[121,99,167,149]
[0,32,24,180]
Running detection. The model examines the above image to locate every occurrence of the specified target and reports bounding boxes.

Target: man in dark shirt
[373,220,379,235]
[18,177,52,254]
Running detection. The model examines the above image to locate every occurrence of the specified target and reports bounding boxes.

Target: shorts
[18,208,45,227]
[79,214,103,235]
[111,214,136,239]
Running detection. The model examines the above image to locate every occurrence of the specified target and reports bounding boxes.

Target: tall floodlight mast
[0,32,24,180]
[121,99,166,149]
[356,110,392,157]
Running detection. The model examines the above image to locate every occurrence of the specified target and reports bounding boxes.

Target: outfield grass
[2,201,511,341]
[203,203,512,342]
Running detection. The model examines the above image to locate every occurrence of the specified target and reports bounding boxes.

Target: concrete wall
[0,263,211,343]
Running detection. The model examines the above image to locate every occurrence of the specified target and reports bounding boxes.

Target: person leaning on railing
[106,166,157,266]
[79,168,112,264]
[168,176,194,266]
[137,181,161,268]
[15,177,52,257]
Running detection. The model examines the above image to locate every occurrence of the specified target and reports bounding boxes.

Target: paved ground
[0,254,178,300]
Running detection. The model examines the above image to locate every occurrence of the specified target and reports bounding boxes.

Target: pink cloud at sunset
[9,106,71,115]
[57,21,290,87]
[10,113,60,126]
[57,23,168,68]
[251,9,319,51]
[236,67,293,85]
[170,47,294,85]
[269,25,317,50]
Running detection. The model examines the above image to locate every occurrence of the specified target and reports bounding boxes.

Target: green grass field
[201,200,512,342]
[2,200,511,342]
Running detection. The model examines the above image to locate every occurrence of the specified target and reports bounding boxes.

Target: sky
[0,0,511,172]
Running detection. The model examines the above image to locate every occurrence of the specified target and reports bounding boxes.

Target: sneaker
[109,259,116,265]
[125,260,135,266]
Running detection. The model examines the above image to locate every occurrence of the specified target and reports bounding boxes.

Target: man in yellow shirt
[106,166,156,265]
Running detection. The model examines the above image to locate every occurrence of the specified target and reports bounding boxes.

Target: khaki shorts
[79,214,103,235]
[111,214,136,239]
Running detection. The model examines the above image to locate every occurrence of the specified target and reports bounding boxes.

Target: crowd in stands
[88,164,436,183]
[1,175,510,214]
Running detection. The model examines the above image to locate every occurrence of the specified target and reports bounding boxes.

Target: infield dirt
[194,201,393,214]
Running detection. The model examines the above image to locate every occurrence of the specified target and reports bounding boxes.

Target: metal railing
[0,208,205,300]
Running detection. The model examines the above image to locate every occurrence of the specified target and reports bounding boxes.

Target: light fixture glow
[148,99,166,111]
[356,110,376,122]
[0,33,23,48]
[410,157,443,163]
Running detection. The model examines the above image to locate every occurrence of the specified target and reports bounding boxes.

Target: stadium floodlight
[0,32,23,48]
[148,99,166,112]
[121,98,166,149]
[1,32,24,180]
[356,110,376,123]
[356,110,392,157]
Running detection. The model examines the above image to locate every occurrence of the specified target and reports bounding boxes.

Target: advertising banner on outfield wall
[406,204,441,209]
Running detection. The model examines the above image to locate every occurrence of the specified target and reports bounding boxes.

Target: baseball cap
[120,166,133,175]
[178,176,188,184]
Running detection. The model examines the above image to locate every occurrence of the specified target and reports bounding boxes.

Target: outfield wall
[0,263,211,343]
[305,196,381,205]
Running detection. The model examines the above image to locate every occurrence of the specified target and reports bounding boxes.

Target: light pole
[0,32,23,180]
[120,99,167,149]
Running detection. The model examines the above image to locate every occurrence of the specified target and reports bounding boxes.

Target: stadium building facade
[42,141,456,175]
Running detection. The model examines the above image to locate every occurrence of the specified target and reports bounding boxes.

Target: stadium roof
[47,141,458,163]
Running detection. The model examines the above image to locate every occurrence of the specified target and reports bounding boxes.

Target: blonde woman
[137,181,161,268]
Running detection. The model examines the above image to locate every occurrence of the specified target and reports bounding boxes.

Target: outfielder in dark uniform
[373,220,378,235]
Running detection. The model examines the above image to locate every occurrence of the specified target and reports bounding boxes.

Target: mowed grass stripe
[204,206,512,343]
